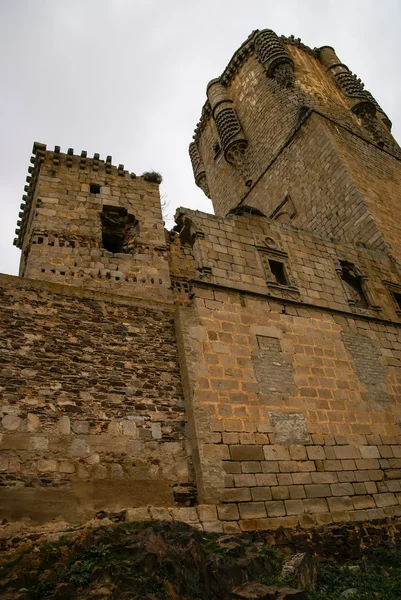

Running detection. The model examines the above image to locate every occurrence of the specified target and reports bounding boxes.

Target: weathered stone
[2,415,21,431]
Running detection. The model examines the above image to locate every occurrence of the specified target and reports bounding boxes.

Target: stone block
[251,487,273,501]
[58,416,71,434]
[37,459,58,472]
[263,446,291,461]
[255,473,278,486]
[197,505,218,522]
[69,438,90,456]
[238,502,267,519]
[334,446,361,460]
[265,501,286,517]
[59,461,75,473]
[306,446,325,460]
[289,485,306,499]
[173,507,198,522]
[203,521,224,533]
[284,500,304,515]
[330,483,355,496]
[217,504,239,521]
[125,507,150,522]
[328,496,353,511]
[27,414,40,432]
[149,507,172,520]
[360,445,380,459]
[72,421,90,434]
[222,522,241,533]
[222,488,252,502]
[305,484,331,498]
[2,415,22,431]
[271,486,289,500]
[222,461,242,474]
[234,474,257,487]
[303,498,329,514]
[241,461,262,473]
[352,495,376,510]
[29,436,49,451]
[374,493,397,508]
[311,472,338,484]
[230,445,264,461]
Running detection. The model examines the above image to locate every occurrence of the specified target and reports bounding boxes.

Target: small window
[340,262,368,308]
[393,291,401,312]
[90,183,101,194]
[269,259,288,286]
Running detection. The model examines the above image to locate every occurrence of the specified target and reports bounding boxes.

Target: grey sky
[1,0,400,276]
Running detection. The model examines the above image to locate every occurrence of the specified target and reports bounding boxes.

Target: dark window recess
[393,291,401,312]
[269,259,288,286]
[340,262,368,308]
[100,205,139,254]
[90,183,101,194]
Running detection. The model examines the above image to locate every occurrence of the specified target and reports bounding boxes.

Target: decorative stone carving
[188,142,211,198]
[254,29,294,87]
[319,46,392,128]
[206,79,252,186]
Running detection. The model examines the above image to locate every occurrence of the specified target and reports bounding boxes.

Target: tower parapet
[16,143,171,303]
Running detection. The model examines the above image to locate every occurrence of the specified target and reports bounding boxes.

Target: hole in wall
[90,183,101,194]
[268,259,288,286]
[100,205,139,254]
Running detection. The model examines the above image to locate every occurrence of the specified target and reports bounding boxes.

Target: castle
[2,29,401,534]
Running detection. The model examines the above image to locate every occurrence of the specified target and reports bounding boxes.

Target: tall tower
[15,143,171,302]
[190,30,401,261]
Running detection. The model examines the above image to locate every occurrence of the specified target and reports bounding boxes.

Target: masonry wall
[177,288,401,533]
[19,150,171,303]
[195,38,401,259]
[0,275,193,523]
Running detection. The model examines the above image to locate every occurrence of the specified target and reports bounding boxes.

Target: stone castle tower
[2,29,401,533]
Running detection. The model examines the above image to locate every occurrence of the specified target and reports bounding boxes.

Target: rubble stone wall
[0,275,193,523]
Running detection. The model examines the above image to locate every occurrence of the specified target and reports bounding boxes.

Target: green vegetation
[309,547,401,600]
[1,522,401,599]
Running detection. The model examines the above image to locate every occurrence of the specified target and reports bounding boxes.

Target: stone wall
[18,147,171,303]
[177,287,401,533]
[192,33,401,261]
[170,208,401,532]
[0,275,194,523]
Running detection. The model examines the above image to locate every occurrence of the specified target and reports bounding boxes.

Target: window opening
[90,183,101,194]
[393,291,401,312]
[100,205,138,254]
[268,259,288,286]
[340,262,368,308]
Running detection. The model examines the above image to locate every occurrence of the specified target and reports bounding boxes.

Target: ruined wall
[0,275,194,523]
[17,146,171,303]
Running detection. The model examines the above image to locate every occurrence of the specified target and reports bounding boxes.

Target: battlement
[15,141,170,303]
[15,142,162,250]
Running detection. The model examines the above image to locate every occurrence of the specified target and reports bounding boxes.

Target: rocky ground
[1,519,401,599]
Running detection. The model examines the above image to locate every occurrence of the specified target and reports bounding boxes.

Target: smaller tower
[15,143,171,302]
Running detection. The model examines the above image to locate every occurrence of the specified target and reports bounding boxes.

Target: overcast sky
[1,0,400,276]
